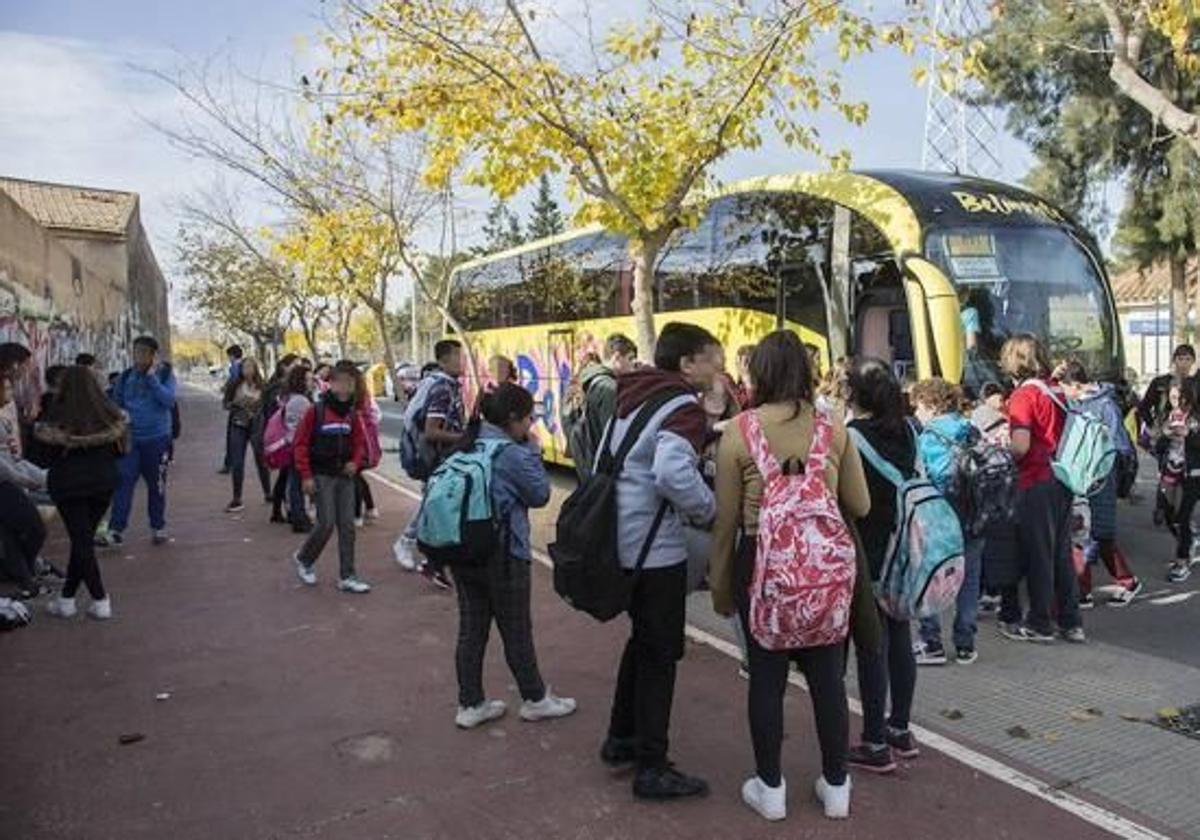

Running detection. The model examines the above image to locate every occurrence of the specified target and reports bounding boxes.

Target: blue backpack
[1027,381,1117,497]
[849,428,966,621]
[399,377,439,481]
[416,438,511,567]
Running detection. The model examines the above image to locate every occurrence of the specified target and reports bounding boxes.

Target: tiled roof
[0,176,137,236]
[1111,256,1199,306]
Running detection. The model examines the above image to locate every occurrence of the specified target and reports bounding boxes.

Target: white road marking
[366,470,1171,840]
[1149,592,1198,606]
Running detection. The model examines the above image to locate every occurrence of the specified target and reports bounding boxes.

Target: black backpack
[549,389,688,622]
[930,425,1018,538]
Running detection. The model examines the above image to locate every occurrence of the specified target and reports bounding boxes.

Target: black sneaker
[291,518,314,534]
[632,765,709,800]
[269,510,286,524]
[846,743,896,774]
[225,499,245,513]
[955,647,978,665]
[886,728,920,759]
[600,736,638,768]
[1079,593,1095,610]
[420,562,453,591]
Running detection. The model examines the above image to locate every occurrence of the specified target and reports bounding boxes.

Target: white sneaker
[814,775,851,820]
[294,553,317,586]
[456,699,507,729]
[519,691,577,722]
[152,529,169,545]
[393,536,418,571]
[87,597,113,620]
[46,596,77,619]
[365,508,381,521]
[337,576,372,594]
[742,776,787,821]
[354,517,365,528]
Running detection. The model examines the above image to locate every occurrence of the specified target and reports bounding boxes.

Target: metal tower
[921,0,1002,178]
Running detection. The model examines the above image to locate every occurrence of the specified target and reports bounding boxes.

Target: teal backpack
[848,427,966,621]
[1026,381,1116,497]
[416,438,512,567]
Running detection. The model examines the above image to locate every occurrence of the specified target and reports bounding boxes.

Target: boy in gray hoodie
[599,323,719,801]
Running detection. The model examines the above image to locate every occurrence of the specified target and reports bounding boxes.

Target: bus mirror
[902,256,965,385]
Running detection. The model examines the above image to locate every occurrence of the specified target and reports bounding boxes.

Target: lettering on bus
[951,191,1067,224]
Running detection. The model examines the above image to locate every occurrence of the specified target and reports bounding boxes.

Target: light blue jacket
[479,422,550,562]
[609,394,716,571]
[917,412,974,496]
[112,365,177,442]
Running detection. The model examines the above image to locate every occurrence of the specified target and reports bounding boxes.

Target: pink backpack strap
[736,410,782,484]
[805,407,834,474]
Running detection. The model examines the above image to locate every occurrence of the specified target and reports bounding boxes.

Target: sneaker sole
[846,759,896,774]
[916,658,948,666]
[520,707,577,722]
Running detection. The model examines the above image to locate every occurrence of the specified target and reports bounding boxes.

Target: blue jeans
[919,537,984,652]
[109,436,171,534]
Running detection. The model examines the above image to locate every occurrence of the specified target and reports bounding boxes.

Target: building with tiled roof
[0,175,170,378]
[1110,256,1198,382]
[0,177,139,237]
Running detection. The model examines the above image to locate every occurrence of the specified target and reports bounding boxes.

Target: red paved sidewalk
[0,391,1117,839]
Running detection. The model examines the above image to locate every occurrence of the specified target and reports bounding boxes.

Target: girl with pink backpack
[709,331,870,823]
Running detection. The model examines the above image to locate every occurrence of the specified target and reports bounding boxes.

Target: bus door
[544,328,576,462]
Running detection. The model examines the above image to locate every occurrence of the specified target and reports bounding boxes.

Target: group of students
[378,321,1163,825]
[218,349,383,593]
[1138,342,1200,583]
[0,335,179,627]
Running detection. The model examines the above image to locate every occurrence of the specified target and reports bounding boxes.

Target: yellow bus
[450,170,1123,464]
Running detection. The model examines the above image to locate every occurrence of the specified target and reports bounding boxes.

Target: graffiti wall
[0,281,131,417]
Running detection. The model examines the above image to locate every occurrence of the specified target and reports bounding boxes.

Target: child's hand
[302,478,316,497]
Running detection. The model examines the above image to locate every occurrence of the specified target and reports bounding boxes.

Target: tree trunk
[1171,252,1190,346]
[630,231,668,362]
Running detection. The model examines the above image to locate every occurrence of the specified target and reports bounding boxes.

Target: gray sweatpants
[297,474,357,579]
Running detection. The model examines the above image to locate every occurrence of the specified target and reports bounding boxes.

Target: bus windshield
[924,225,1119,388]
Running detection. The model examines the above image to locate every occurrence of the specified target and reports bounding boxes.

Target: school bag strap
[595,388,694,477]
[847,426,906,489]
[737,406,834,483]
[1025,379,1069,413]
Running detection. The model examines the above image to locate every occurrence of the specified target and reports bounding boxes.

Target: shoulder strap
[736,410,781,483]
[605,389,693,476]
[847,427,905,488]
[1026,379,1069,414]
[632,501,669,574]
[806,408,834,473]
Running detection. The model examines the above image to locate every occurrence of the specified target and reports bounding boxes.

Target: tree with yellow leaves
[323,0,917,357]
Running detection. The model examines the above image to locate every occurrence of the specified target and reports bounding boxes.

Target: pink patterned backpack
[737,408,857,650]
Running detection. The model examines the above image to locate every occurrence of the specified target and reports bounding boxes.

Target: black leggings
[736,537,849,787]
[1175,478,1200,560]
[854,608,916,744]
[354,474,375,518]
[57,491,113,600]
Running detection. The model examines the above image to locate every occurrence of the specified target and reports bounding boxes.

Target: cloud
[0,31,213,286]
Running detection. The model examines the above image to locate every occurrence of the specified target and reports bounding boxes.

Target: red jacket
[292,399,367,480]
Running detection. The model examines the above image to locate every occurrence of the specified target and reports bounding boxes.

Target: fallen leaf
[1157,707,1181,720]
[940,708,965,721]
[1006,725,1031,740]
[1043,731,1062,743]
[118,733,146,745]
[1119,713,1144,722]
[1068,707,1103,722]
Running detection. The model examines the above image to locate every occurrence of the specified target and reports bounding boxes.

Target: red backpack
[738,408,856,650]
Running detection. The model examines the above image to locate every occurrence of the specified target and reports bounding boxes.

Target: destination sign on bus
[945,233,1002,281]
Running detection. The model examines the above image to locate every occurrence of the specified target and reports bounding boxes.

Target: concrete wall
[0,188,166,413]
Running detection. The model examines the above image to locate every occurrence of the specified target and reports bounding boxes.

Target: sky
[0,0,1036,320]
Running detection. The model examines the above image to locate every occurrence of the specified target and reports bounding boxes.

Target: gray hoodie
[607,373,716,571]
